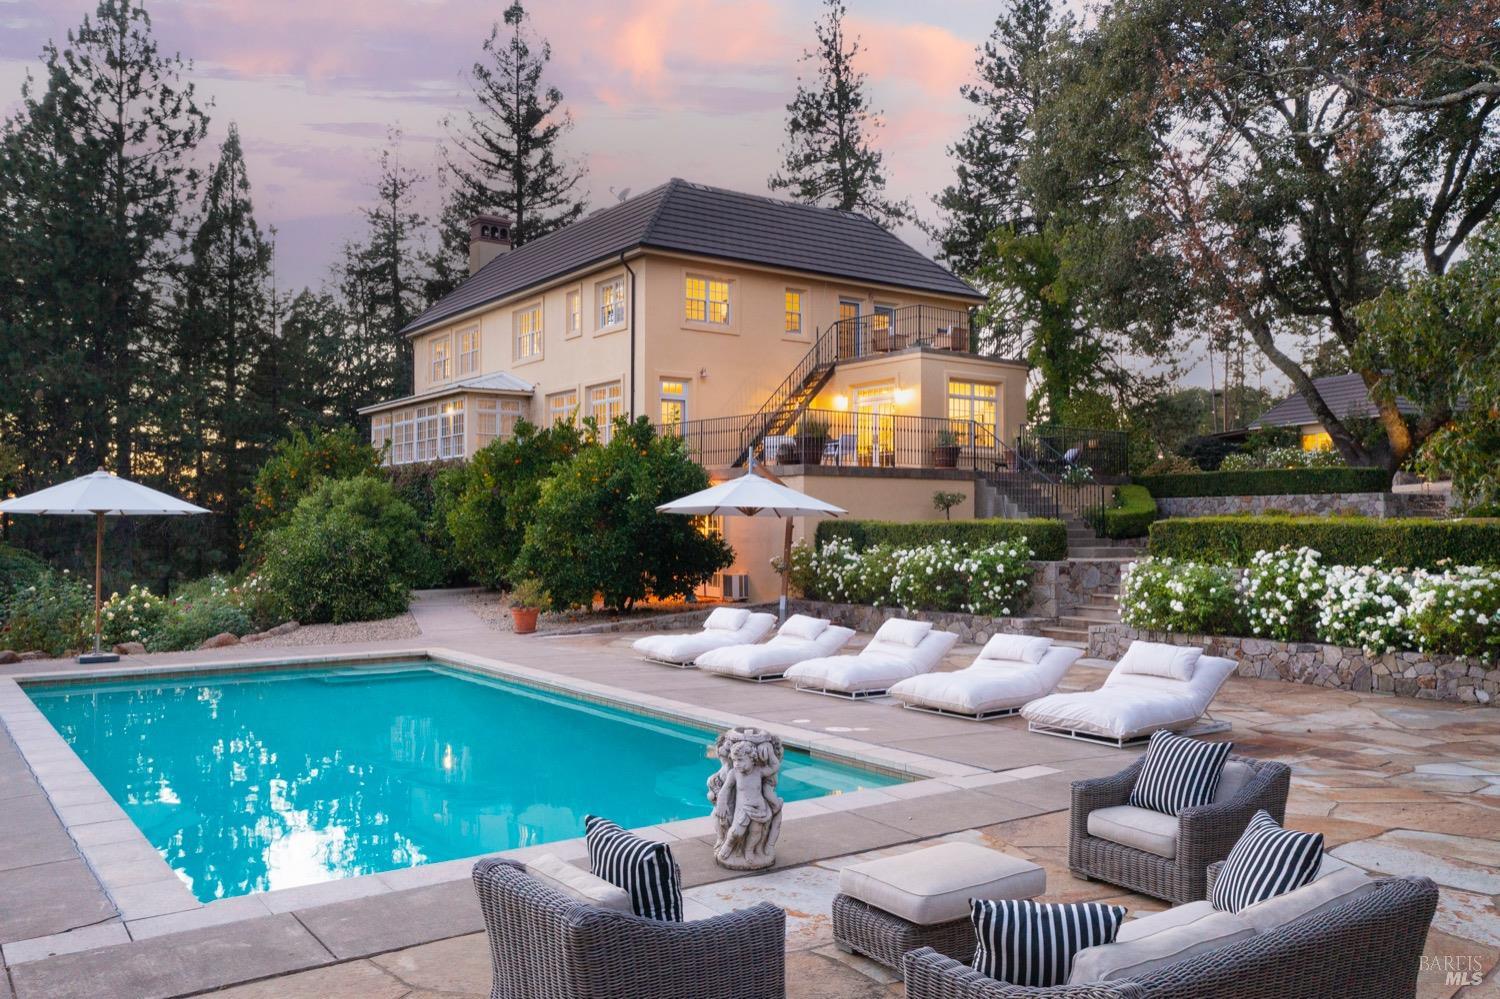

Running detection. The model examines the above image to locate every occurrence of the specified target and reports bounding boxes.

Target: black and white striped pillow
[1210,810,1323,913]
[970,899,1126,987]
[583,815,683,921]
[1128,731,1234,815]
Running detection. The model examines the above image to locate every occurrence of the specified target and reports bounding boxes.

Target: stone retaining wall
[1088,624,1497,705]
[1154,492,1445,519]
[787,599,1043,646]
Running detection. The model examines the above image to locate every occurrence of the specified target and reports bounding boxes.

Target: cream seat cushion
[1087,804,1180,860]
[1237,853,1377,932]
[525,853,633,913]
[1068,901,1256,984]
[839,842,1045,926]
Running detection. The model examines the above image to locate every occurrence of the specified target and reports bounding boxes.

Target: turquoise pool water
[26,663,900,902]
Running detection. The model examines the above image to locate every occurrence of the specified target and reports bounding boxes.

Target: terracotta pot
[932,444,960,468]
[511,607,539,634]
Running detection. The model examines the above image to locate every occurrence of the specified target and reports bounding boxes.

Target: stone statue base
[707,727,784,871]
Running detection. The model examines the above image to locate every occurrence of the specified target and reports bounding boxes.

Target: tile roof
[401,179,983,336]
[1249,373,1420,428]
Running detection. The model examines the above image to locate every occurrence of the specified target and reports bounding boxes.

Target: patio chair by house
[823,433,857,466]
[695,614,854,682]
[473,858,786,999]
[888,634,1082,720]
[1069,752,1291,904]
[632,607,776,667]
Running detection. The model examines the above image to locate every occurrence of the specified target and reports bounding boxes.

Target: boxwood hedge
[1148,515,1500,568]
[1098,485,1157,539]
[1136,466,1393,498]
[815,517,1068,562]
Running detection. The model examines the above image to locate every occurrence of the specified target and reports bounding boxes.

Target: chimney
[468,214,513,275]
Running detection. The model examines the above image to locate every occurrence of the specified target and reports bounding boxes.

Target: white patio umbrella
[657,459,845,621]
[0,469,209,663]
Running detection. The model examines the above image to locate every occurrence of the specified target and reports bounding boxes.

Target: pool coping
[0,645,1006,965]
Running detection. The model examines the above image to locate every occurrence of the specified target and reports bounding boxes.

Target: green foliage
[258,476,423,624]
[517,419,734,611]
[1119,558,1244,636]
[148,574,264,652]
[931,491,966,520]
[446,420,583,589]
[384,460,465,588]
[1242,548,1326,642]
[508,577,548,610]
[1218,447,1343,472]
[0,544,49,621]
[1149,516,1500,570]
[1098,485,1156,539]
[815,517,1067,562]
[1408,568,1500,660]
[788,536,1036,616]
[242,427,383,548]
[1141,454,1199,476]
[100,585,170,647]
[1137,467,1391,498]
[3,570,91,655]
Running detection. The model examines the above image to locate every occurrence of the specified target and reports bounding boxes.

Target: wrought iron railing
[827,304,974,359]
[1019,424,1130,478]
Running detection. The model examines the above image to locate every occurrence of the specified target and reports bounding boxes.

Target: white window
[371,414,393,461]
[947,379,998,445]
[566,289,582,338]
[659,379,687,430]
[392,408,415,465]
[414,404,440,462]
[514,304,542,360]
[784,290,803,335]
[430,336,451,383]
[548,389,579,425]
[438,399,465,459]
[588,381,624,441]
[475,397,525,448]
[597,277,625,328]
[685,275,729,324]
[457,326,480,376]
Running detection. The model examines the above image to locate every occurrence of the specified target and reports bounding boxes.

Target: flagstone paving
[1,589,1498,998]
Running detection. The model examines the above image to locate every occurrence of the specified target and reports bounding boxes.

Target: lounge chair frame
[900,702,1022,721]
[1027,713,1231,749]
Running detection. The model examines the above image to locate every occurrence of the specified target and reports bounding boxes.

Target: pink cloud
[848,15,976,100]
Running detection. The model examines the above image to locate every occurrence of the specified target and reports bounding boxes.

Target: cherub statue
[706,727,784,870]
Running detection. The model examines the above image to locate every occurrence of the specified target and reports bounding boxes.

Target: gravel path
[246,613,420,647]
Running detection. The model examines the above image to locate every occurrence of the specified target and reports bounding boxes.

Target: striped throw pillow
[970,899,1127,987]
[1128,731,1234,815]
[583,815,683,921]
[1210,810,1324,913]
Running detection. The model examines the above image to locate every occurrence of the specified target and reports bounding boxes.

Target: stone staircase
[1039,579,1123,649]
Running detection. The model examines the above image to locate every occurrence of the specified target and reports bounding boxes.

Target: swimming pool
[26,662,900,902]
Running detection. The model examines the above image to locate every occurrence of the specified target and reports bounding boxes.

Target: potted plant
[931,428,961,468]
[797,416,831,465]
[508,577,547,634]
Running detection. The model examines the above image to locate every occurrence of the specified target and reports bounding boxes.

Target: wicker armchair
[1069,755,1291,904]
[472,858,786,999]
[902,875,1438,998]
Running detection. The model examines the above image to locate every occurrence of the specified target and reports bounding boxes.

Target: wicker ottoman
[832,842,1045,976]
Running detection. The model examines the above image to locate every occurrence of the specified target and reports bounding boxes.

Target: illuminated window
[597,278,625,327]
[548,389,579,425]
[1302,429,1333,452]
[784,290,803,334]
[685,275,729,324]
[457,326,480,376]
[414,404,440,462]
[438,399,465,459]
[588,381,624,441]
[947,379,998,445]
[514,304,542,360]
[371,414,393,462]
[476,397,525,448]
[430,336,451,382]
[392,409,415,465]
[660,379,687,431]
[566,289,582,338]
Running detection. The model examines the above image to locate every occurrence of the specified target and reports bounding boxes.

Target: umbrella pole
[79,511,118,664]
[779,517,793,622]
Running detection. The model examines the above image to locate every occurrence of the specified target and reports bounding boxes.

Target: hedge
[1098,485,1157,539]
[815,517,1068,562]
[1136,466,1393,498]
[1148,516,1500,568]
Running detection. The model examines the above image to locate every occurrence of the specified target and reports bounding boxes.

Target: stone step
[1066,605,1120,623]
[1059,615,1113,631]
[1070,548,1144,560]
[1040,624,1090,643]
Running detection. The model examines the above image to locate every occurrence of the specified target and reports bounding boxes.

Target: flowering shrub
[1241,547,1326,641]
[784,537,1033,615]
[1119,558,1243,635]
[1315,565,1415,654]
[1219,446,1343,471]
[149,574,267,651]
[100,585,169,647]
[1407,566,1500,659]
[3,570,90,655]
[1060,464,1095,486]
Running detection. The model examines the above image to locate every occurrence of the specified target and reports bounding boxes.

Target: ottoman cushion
[839,842,1045,926]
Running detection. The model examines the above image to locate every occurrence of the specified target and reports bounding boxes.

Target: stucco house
[361,179,1043,600]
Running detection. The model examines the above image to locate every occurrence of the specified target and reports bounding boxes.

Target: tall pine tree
[769,0,909,226]
[430,1,586,298]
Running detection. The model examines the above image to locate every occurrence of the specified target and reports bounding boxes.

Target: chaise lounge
[631,607,776,667]
[887,634,1083,720]
[695,614,855,682]
[784,618,959,698]
[1021,641,1236,747]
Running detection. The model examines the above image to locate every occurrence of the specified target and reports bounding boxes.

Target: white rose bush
[1242,547,1326,641]
[781,537,1034,615]
[1119,557,1243,634]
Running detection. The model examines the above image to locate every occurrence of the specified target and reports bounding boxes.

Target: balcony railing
[828,304,974,360]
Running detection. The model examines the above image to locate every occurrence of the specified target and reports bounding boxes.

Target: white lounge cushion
[787,628,959,693]
[1087,805,1180,860]
[1115,642,1203,682]
[1068,904,1255,984]
[874,618,933,648]
[779,614,830,641]
[695,626,854,679]
[525,853,633,913]
[1021,655,1237,741]
[888,648,1083,715]
[840,843,1046,926]
[704,606,751,631]
[1236,857,1376,932]
[979,633,1052,664]
[632,613,776,664]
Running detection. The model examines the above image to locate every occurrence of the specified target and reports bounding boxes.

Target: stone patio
[1,589,1496,999]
